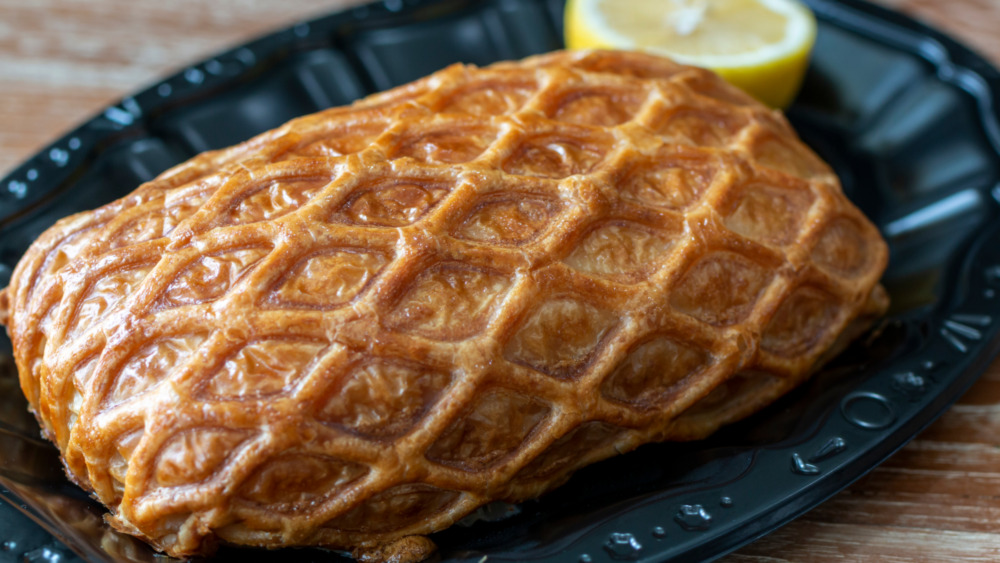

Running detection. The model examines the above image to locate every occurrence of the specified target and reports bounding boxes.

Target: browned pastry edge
[0,288,8,328]
[353,536,437,563]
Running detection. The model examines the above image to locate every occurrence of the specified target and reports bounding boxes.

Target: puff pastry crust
[0,50,888,560]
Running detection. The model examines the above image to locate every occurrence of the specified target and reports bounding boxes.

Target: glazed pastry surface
[0,50,888,560]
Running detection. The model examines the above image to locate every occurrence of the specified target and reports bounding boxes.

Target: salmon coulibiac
[0,50,888,562]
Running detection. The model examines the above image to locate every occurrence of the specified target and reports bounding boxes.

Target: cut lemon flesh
[565,0,817,108]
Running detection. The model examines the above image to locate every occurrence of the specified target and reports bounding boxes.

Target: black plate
[3,0,1000,562]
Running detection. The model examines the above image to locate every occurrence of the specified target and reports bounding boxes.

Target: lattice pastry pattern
[0,50,888,560]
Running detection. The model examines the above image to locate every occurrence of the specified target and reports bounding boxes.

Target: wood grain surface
[2,1,1000,561]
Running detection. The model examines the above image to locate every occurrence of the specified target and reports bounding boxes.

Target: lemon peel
[565,0,817,108]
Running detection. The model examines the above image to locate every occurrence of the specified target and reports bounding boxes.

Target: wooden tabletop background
[2,0,1000,561]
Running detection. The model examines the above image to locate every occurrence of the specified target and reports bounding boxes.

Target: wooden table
[2,1,999,561]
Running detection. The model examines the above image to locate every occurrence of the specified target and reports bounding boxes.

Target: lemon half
[565,0,817,108]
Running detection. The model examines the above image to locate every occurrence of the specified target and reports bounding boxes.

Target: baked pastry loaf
[0,50,888,560]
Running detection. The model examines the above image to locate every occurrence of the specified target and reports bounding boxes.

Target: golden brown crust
[353,536,437,563]
[0,50,888,559]
[0,287,9,327]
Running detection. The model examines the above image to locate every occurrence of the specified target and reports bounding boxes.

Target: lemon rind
[570,0,816,70]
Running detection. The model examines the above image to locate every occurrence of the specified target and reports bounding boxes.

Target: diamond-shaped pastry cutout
[504,298,616,378]
[762,285,840,357]
[515,421,618,481]
[70,263,154,340]
[562,50,686,80]
[201,339,325,400]
[676,70,756,107]
[503,134,609,179]
[67,356,99,431]
[426,388,549,472]
[325,484,460,533]
[318,359,451,440]
[111,190,210,248]
[811,216,877,278]
[549,87,646,127]
[752,133,829,179]
[153,427,248,488]
[108,429,142,503]
[161,247,271,307]
[268,249,387,309]
[103,334,205,408]
[219,177,330,226]
[388,123,498,164]
[294,120,388,157]
[657,106,749,148]
[39,221,102,275]
[670,252,771,326]
[386,264,510,341]
[602,336,708,407]
[563,221,675,282]
[335,179,449,227]
[70,354,99,399]
[454,193,558,245]
[724,183,814,246]
[237,453,368,511]
[437,79,536,115]
[620,149,718,211]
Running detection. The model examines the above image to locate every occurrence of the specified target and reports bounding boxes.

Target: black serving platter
[2,0,1000,562]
